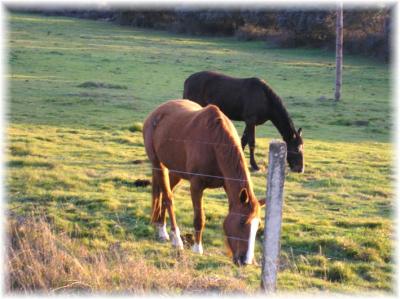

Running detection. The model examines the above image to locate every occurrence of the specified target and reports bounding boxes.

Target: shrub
[172,10,243,36]
[235,24,269,41]
[276,10,336,47]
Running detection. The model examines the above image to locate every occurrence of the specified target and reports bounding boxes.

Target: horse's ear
[258,198,266,207]
[239,188,249,204]
[298,127,303,136]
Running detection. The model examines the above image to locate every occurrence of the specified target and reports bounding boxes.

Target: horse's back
[183,71,267,121]
[143,100,239,182]
[144,100,214,162]
[183,71,233,103]
[143,100,197,163]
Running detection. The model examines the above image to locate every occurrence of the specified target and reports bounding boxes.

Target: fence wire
[8,136,383,269]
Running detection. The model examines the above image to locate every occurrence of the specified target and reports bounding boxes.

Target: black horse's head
[287,128,304,173]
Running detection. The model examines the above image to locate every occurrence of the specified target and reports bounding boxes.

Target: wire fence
[7,136,387,269]
[6,203,385,269]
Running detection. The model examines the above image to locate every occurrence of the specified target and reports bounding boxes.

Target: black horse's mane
[261,81,297,140]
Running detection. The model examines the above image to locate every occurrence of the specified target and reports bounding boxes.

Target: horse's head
[287,127,304,173]
[223,188,265,266]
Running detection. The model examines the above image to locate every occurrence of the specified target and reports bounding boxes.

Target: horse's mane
[203,105,259,221]
[261,80,297,140]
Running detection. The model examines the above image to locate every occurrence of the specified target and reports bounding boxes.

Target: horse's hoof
[157,224,170,242]
[170,230,184,249]
[251,166,260,172]
[172,240,184,250]
[192,243,203,255]
[158,236,170,243]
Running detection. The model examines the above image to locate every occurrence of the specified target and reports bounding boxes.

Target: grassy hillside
[5,12,394,293]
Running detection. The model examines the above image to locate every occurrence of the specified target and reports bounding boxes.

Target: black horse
[183,71,304,172]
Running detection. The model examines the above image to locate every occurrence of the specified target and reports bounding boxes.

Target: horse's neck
[224,179,259,221]
[221,164,254,212]
[269,98,296,143]
[215,145,252,207]
[225,180,252,211]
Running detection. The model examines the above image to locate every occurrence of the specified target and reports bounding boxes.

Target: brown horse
[143,100,264,265]
[183,71,304,172]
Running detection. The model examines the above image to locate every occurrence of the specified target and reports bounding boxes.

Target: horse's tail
[143,113,162,223]
[150,170,162,223]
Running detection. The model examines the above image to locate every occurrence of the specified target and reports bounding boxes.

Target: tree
[335,3,343,101]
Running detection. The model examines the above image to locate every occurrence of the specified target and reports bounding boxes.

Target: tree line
[17,7,392,61]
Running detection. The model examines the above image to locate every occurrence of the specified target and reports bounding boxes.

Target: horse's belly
[156,148,187,173]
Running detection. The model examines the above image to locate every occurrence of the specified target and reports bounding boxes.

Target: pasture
[5,12,393,293]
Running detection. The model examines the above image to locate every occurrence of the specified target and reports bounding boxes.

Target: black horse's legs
[248,124,259,171]
[241,125,249,150]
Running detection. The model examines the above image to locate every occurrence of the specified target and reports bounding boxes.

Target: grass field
[5,12,394,294]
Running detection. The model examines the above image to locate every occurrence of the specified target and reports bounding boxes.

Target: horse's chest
[255,114,269,125]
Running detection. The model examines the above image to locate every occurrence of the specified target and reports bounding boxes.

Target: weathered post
[335,2,344,101]
[261,141,287,293]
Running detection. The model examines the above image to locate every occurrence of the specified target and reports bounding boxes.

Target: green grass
[6,12,394,293]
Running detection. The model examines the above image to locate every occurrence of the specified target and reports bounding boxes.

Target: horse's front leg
[190,179,205,254]
[247,123,260,171]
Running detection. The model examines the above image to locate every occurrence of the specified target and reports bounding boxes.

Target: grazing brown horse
[143,100,264,265]
[183,71,304,172]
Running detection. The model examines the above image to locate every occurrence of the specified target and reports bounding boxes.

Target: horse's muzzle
[291,165,304,173]
[234,255,255,266]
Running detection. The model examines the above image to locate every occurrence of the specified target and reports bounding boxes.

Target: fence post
[261,140,287,293]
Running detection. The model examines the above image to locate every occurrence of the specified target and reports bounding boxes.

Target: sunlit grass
[6,12,393,293]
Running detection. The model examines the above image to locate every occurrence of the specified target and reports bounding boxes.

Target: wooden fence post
[261,140,287,293]
[335,1,344,101]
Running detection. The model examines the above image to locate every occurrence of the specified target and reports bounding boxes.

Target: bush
[172,10,243,36]
[235,24,269,41]
[115,11,175,29]
[276,10,336,47]
[344,30,390,61]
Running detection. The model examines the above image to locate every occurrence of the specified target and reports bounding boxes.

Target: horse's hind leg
[151,168,169,242]
[156,166,183,249]
[190,178,205,254]
[156,174,181,242]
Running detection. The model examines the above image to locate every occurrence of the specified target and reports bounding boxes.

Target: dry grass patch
[6,213,249,294]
